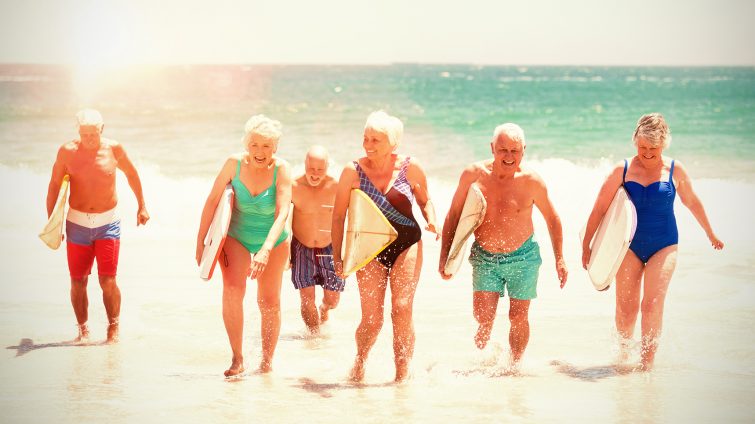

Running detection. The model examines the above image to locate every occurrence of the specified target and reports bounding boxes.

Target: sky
[1,0,753,66]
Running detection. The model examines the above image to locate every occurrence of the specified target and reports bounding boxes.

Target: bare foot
[637,357,654,372]
[319,304,330,324]
[617,338,632,364]
[349,358,365,382]
[475,324,492,349]
[74,324,90,344]
[395,365,410,383]
[505,356,522,376]
[259,359,273,374]
[224,359,245,377]
[106,322,119,344]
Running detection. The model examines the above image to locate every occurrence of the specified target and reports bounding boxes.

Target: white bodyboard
[583,187,637,291]
[199,185,235,280]
[39,175,70,250]
[443,184,487,277]
[342,189,398,277]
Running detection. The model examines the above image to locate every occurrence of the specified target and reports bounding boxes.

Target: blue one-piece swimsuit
[623,158,678,263]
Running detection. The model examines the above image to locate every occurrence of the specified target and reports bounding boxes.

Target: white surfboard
[39,175,70,250]
[199,185,235,281]
[583,186,637,291]
[342,189,398,277]
[443,184,487,277]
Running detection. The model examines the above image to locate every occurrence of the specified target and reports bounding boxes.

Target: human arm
[113,142,149,226]
[581,165,624,269]
[532,174,568,288]
[438,165,479,280]
[331,163,358,278]
[674,161,723,250]
[249,160,293,279]
[407,159,439,240]
[46,145,68,217]
[195,158,236,265]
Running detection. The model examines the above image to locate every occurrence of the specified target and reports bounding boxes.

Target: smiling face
[491,132,524,172]
[362,127,393,159]
[246,133,278,168]
[78,125,102,149]
[634,136,665,167]
[304,154,328,187]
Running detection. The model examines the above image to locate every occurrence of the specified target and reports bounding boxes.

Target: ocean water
[0,65,753,423]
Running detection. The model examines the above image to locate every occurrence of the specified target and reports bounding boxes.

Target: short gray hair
[364,110,404,148]
[76,109,104,130]
[633,113,671,149]
[492,123,525,146]
[242,114,282,147]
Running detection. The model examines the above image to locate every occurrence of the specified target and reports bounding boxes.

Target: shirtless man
[46,109,149,343]
[290,146,344,334]
[439,123,567,371]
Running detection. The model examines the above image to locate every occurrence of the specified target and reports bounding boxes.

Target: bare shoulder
[669,157,690,181]
[463,160,490,180]
[518,165,544,184]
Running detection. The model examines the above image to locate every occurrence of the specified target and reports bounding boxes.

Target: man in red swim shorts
[46,109,150,343]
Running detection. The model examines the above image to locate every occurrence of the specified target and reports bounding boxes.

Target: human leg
[473,292,499,349]
[299,286,319,333]
[67,240,95,342]
[639,245,678,371]
[508,298,531,367]
[615,251,644,349]
[350,260,389,382]
[256,239,289,373]
[389,241,422,382]
[320,289,340,323]
[219,237,251,376]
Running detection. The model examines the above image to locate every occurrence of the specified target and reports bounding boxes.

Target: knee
[257,295,280,314]
[71,277,88,290]
[360,313,384,332]
[98,275,117,290]
[391,297,413,319]
[617,298,640,317]
[509,309,529,326]
[324,294,340,309]
[641,296,664,316]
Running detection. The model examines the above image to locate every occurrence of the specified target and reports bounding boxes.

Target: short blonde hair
[242,114,282,147]
[492,123,526,147]
[364,110,404,148]
[76,109,104,131]
[633,113,671,149]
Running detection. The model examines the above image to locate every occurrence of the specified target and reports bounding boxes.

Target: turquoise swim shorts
[469,234,542,300]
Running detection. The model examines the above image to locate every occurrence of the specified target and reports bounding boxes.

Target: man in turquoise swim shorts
[439,123,568,372]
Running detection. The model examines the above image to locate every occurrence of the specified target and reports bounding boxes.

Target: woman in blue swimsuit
[582,113,724,371]
[331,111,439,382]
[196,115,292,377]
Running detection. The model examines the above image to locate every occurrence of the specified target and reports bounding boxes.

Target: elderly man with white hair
[46,109,150,344]
[439,122,568,373]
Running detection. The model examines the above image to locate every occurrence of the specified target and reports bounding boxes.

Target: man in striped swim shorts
[290,146,345,335]
[46,109,149,343]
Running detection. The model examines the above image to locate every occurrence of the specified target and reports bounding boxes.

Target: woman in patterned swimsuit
[332,111,439,382]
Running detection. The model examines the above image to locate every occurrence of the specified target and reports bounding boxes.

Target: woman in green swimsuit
[196,115,292,377]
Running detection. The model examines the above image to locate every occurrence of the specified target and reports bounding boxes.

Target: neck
[366,154,393,170]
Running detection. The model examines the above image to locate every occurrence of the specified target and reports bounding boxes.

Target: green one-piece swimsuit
[227,160,288,253]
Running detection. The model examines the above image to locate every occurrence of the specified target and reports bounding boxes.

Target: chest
[480,180,532,213]
[68,149,117,178]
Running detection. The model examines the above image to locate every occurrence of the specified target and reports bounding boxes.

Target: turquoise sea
[0,65,753,423]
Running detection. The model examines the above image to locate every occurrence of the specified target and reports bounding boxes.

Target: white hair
[364,110,404,148]
[492,123,526,146]
[76,109,104,130]
[633,113,671,149]
[242,114,282,147]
